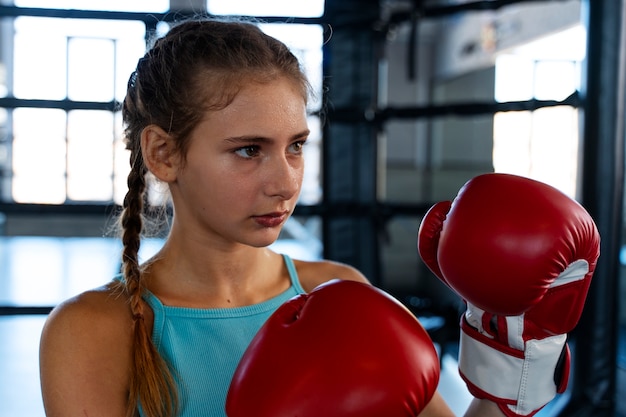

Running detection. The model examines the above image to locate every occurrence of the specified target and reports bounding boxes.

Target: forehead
[218,76,304,111]
[196,76,309,136]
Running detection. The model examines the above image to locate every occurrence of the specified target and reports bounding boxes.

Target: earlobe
[141,125,179,182]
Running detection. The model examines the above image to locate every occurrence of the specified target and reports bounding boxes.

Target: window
[493,25,586,198]
[8,17,146,204]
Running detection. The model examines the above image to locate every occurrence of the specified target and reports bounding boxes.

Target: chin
[247,233,281,249]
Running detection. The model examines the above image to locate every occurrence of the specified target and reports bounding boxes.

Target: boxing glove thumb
[417,200,452,286]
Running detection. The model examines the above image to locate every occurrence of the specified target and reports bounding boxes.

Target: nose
[263,155,303,200]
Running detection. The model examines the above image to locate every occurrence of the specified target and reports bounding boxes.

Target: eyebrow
[224,130,311,144]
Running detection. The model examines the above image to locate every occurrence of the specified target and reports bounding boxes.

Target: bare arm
[39,288,132,417]
[464,398,506,417]
[416,392,505,417]
[417,392,455,417]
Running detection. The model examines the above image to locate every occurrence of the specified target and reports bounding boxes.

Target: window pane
[68,38,115,102]
[66,110,114,201]
[14,0,168,12]
[493,111,533,174]
[534,60,580,101]
[494,55,534,102]
[207,0,324,17]
[13,23,68,100]
[12,108,67,204]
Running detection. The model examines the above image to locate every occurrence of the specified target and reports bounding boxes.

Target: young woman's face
[170,76,310,248]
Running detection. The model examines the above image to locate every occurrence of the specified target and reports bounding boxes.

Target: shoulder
[42,282,131,337]
[291,258,370,292]
[40,282,134,370]
[40,282,133,416]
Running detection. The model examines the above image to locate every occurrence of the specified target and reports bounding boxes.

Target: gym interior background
[0,0,624,415]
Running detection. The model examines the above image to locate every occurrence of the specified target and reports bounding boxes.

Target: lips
[253,211,288,228]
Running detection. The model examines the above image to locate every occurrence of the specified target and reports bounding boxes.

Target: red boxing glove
[226,279,440,417]
[418,173,600,417]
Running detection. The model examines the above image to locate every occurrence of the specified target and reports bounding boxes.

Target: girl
[39,18,503,417]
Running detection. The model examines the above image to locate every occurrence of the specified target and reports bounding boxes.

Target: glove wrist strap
[458,321,566,417]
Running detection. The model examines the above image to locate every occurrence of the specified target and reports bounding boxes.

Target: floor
[0,236,603,416]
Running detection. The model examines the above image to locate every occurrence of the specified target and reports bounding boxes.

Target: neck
[141,242,287,308]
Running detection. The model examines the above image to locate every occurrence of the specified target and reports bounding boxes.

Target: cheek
[209,164,260,203]
[294,160,305,184]
[296,165,305,188]
[179,158,232,201]
[223,177,258,201]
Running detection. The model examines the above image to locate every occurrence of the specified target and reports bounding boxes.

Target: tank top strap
[281,254,306,294]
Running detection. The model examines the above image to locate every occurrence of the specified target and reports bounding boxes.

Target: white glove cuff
[458,327,566,416]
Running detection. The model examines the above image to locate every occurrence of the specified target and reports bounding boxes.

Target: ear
[141,124,180,183]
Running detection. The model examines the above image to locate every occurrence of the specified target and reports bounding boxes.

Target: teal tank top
[140,254,306,417]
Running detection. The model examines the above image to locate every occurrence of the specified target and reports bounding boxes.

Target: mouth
[252,211,289,228]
